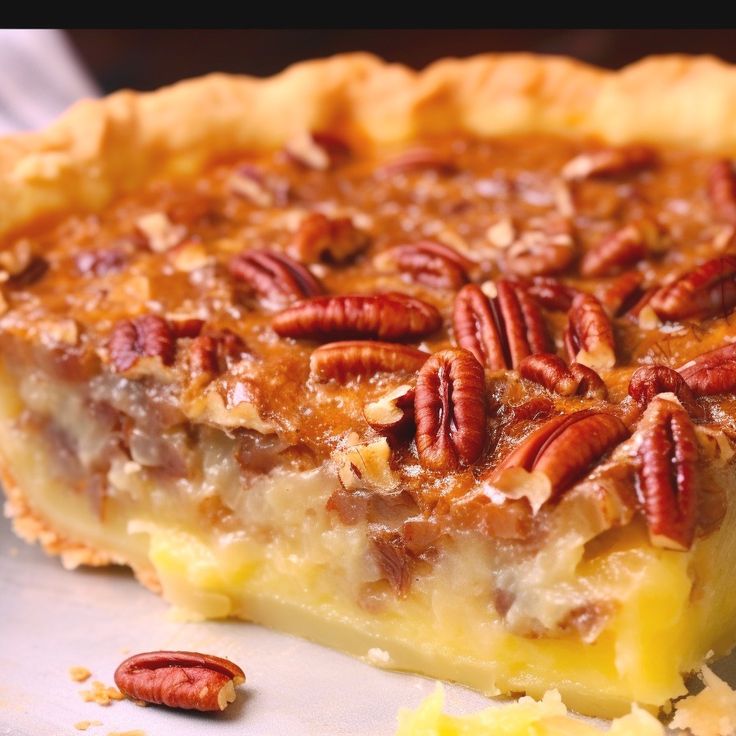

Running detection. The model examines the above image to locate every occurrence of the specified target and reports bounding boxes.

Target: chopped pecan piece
[284,131,350,170]
[503,216,575,277]
[580,223,651,278]
[273,293,442,342]
[679,342,736,396]
[229,249,323,307]
[310,341,429,383]
[114,651,245,712]
[636,397,699,550]
[519,353,607,400]
[290,212,369,264]
[628,365,704,419]
[649,255,736,321]
[135,212,187,253]
[564,293,616,370]
[415,349,487,471]
[375,148,455,177]
[452,281,549,370]
[108,315,175,372]
[228,164,287,207]
[363,384,415,436]
[708,159,736,223]
[369,530,414,597]
[561,145,656,180]
[375,241,470,290]
[488,410,629,509]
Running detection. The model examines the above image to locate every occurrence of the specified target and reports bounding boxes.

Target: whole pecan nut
[678,342,736,396]
[561,145,656,180]
[649,255,736,321]
[415,348,487,471]
[580,223,650,278]
[114,651,245,712]
[488,410,629,505]
[109,315,175,372]
[564,293,616,370]
[519,353,607,400]
[452,281,549,370]
[375,241,471,290]
[628,364,703,419]
[708,159,736,224]
[310,341,429,383]
[635,397,699,550]
[290,212,369,264]
[273,293,442,342]
[229,249,323,307]
[502,216,575,278]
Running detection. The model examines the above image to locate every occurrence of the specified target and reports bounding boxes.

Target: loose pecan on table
[649,255,736,321]
[229,249,323,307]
[628,365,704,419]
[678,342,736,396]
[564,293,616,370]
[363,384,416,436]
[109,315,175,372]
[414,348,487,471]
[561,145,656,180]
[290,212,369,264]
[309,341,429,383]
[635,397,699,550]
[708,159,736,224]
[580,222,654,278]
[273,293,442,342]
[114,651,245,712]
[518,353,607,400]
[375,241,471,290]
[502,216,575,278]
[452,281,549,370]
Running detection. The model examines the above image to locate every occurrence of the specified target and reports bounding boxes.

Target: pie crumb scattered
[69,666,92,682]
[79,680,125,706]
[670,666,736,736]
[74,721,101,731]
[106,731,145,736]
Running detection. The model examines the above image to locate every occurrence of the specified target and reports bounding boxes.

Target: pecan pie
[3,53,736,719]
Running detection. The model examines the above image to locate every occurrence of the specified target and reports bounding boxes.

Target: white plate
[1,514,734,735]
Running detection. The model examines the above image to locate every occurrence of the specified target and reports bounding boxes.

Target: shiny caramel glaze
[1,133,735,573]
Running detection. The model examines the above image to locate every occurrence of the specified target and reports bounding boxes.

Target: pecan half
[580,223,650,278]
[708,159,736,223]
[452,281,549,370]
[290,212,369,264]
[503,216,575,277]
[229,250,323,307]
[228,164,287,207]
[489,410,629,507]
[519,276,578,312]
[649,255,736,321]
[636,397,698,550]
[519,353,607,400]
[273,293,442,342]
[564,293,616,370]
[109,315,174,372]
[284,131,350,170]
[596,271,645,317]
[679,342,736,396]
[114,651,245,712]
[364,384,415,436]
[561,145,656,180]
[189,330,247,379]
[310,341,429,383]
[375,148,455,178]
[628,365,703,419]
[375,241,471,290]
[415,349,487,471]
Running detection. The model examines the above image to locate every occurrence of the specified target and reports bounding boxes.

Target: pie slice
[3,53,736,720]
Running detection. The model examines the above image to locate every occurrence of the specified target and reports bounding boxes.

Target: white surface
[1,513,735,735]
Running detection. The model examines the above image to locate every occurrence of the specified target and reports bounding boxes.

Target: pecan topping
[310,341,429,383]
[75,248,128,277]
[679,342,736,396]
[376,148,455,178]
[135,212,187,253]
[114,651,245,712]
[649,255,736,321]
[284,131,350,170]
[452,281,549,370]
[564,293,616,370]
[596,271,645,317]
[503,216,575,277]
[519,353,607,400]
[375,241,470,290]
[290,212,369,264]
[109,315,175,372]
[628,365,703,419]
[708,159,736,223]
[415,349,487,471]
[273,293,442,342]
[580,223,650,278]
[189,330,247,379]
[228,164,284,207]
[561,145,656,180]
[489,410,629,506]
[229,249,323,307]
[636,397,699,550]
[519,276,578,312]
[364,384,415,436]
[369,530,414,596]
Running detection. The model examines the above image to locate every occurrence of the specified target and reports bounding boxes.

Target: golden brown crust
[4,52,736,239]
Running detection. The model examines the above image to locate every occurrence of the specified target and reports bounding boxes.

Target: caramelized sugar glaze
[1,132,735,608]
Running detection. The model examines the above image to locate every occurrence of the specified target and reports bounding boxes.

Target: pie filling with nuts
[4,55,736,721]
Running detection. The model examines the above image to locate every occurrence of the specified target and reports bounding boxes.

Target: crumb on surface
[366,647,391,665]
[69,666,92,683]
[79,681,125,706]
[671,666,736,736]
[74,720,102,731]
[106,731,146,736]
